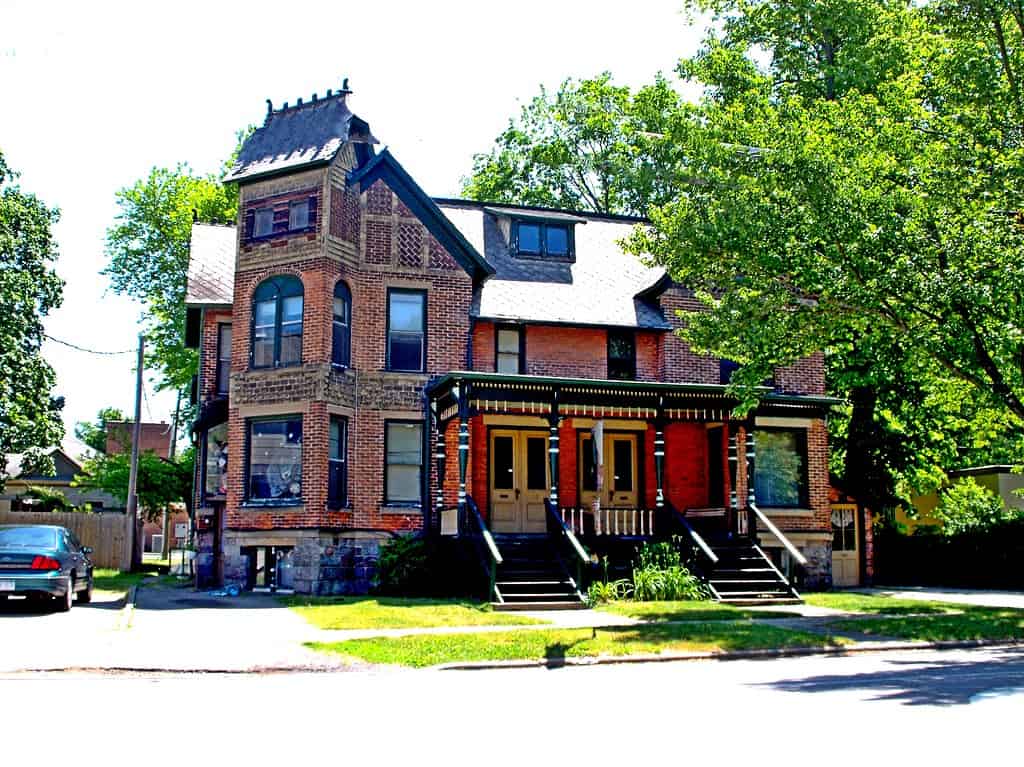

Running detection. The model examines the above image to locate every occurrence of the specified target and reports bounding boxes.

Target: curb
[434,637,1024,671]
[117,585,138,631]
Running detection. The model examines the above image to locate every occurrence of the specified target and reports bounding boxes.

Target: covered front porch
[426,372,832,608]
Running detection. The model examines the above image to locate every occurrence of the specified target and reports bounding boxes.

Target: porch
[426,372,835,608]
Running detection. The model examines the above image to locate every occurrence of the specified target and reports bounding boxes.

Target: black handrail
[545,498,591,595]
[668,507,719,565]
[465,496,502,602]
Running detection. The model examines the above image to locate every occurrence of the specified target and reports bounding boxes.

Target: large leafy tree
[73,406,126,454]
[629,0,1024,508]
[0,150,65,488]
[462,73,687,215]
[76,446,195,523]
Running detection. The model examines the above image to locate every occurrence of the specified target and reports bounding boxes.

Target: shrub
[933,478,1021,536]
[630,539,708,601]
[586,578,632,605]
[374,535,431,595]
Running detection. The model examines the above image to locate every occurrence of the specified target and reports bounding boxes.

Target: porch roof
[426,371,841,416]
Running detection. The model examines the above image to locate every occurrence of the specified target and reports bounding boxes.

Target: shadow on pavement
[135,587,289,611]
[763,647,1024,706]
[0,594,124,615]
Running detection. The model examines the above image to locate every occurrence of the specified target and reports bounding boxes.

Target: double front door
[580,432,640,508]
[490,429,549,533]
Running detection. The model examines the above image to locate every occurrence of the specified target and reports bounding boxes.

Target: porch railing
[465,495,503,602]
[545,498,591,596]
[749,502,808,567]
[558,507,657,538]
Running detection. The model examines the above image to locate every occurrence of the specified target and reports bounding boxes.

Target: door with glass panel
[490,430,549,533]
[831,505,859,586]
[579,432,639,509]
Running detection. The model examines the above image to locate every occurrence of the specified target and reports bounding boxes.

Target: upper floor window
[495,325,524,374]
[254,208,274,238]
[245,192,317,242]
[387,289,426,372]
[216,323,232,395]
[332,282,351,368]
[513,220,573,260]
[252,275,303,369]
[289,199,309,230]
[607,329,636,380]
[754,428,809,508]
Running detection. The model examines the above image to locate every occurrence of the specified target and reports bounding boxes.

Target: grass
[596,600,794,621]
[282,596,548,630]
[308,622,846,668]
[91,569,150,594]
[803,592,960,615]
[830,605,1024,642]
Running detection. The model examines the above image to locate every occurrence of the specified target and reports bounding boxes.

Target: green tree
[931,477,1021,535]
[75,447,194,523]
[73,406,126,454]
[462,73,686,215]
[0,150,65,489]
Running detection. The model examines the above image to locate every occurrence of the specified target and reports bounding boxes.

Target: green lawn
[91,569,150,594]
[309,622,845,668]
[830,606,1024,642]
[282,596,548,630]
[596,600,793,621]
[803,592,960,615]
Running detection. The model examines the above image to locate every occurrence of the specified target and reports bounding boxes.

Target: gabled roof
[349,150,494,280]
[185,223,236,307]
[223,89,377,184]
[436,199,670,329]
[4,439,92,482]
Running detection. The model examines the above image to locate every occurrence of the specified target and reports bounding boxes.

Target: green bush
[374,535,431,595]
[630,539,708,601]
[933,478,1021,536]
[586,579,632,605]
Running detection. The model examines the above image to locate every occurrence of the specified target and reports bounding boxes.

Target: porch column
[431,403,446,521]
[654,399,666,509]
[456,381,470,532]
[547,388,560,506]
[745,423,758,544]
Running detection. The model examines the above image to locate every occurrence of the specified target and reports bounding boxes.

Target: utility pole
[126,335,144,572]
[162,391,181,563]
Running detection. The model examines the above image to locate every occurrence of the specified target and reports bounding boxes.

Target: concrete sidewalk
[859,586,1024,610]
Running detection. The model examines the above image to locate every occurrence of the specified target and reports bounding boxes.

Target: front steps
[492,536,586,611]
[707,542,802,605]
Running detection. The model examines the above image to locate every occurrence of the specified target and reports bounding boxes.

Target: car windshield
[0,527,58,549]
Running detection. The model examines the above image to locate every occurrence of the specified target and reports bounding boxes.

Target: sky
[0,0,708,451]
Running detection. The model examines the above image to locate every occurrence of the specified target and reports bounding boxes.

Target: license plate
[0,580,15,591]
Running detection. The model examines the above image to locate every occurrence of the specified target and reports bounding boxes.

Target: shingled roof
[436,200,671,329]
[223,84,377,183]
[185,223,236,307]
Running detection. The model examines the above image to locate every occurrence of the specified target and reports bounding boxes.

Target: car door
[61,530,83,584]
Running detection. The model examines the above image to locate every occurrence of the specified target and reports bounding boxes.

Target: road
[2,646,1021,765]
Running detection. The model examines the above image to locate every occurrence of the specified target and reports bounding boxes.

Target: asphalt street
[1,646,1021,766]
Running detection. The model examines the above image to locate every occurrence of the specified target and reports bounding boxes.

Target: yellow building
[897,465,1024,533]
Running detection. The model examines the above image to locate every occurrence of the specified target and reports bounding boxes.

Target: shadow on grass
[763,646,1024,706]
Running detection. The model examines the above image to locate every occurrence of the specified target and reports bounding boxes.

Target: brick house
[185,82,859,601]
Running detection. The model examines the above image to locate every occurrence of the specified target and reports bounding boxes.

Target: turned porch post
[654,398,666,509]
[456,381,470,533]
[727,424,739,534]
[745,423,758,544]
[548,388,561,506]
[431,402,446,523]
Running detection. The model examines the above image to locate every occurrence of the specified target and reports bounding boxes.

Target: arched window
[332,281,351,367]
[251,275,304,368]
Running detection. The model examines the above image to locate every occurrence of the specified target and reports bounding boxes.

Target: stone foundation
[222,529,388,595]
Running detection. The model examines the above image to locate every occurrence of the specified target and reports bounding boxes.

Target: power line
[44,334,135,356]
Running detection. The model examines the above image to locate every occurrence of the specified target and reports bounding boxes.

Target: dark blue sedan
[0,525,94,612]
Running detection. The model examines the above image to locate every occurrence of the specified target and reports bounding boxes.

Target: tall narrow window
[247,417,302,503]
[204,422,228,499]
[215,323,232,395]
[251,276,303,369]
[385,421,423,505]
[328,416,348,508]
[607,329,636,380]
[495,325,523,374]
[754,429,809,508]
[332,282,351,367]
[289,199,310,230]
[387,289,426,372]
[254,208,274,238]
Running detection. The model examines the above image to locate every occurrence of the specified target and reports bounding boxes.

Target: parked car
[0,525,94,611]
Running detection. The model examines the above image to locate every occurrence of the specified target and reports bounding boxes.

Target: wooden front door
[580,432,640,508]
[490,430,550,533]
[831,504,860,586]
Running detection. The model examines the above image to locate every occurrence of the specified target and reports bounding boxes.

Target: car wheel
[78,577,93,604]
[56,578,73,612]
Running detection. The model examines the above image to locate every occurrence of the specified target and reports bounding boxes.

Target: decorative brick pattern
[397,222,423,268]
[428,234,458,270]
[366,180,392,215]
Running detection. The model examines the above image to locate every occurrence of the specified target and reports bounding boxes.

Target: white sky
[0,0,707,444]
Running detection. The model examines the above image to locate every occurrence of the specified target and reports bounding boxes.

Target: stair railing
[749,502,808,567]
[668,506,719,566]
[465,495,503,602]
[545,498,591,595]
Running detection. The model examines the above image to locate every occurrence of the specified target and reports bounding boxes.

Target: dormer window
[513,220,574,260]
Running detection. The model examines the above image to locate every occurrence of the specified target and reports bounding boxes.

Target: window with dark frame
[204,422,228,499]
[384,421,423,505]
[247,417,302,503]
[332,281,351,368]
[328,416,348,508]
[753,428,809,508]
[247,194,317,242]
[254,208,273,238]
[607,329,636,380]
[251,275,303,369]
[513,220,573,259]
[387,289,426,372]
[216,323,232,395]
[495,325,523,374]
[289,199,310,230]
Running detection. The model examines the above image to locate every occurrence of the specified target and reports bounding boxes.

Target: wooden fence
[0,510,131,570]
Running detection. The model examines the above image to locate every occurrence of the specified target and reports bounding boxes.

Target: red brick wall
[658,288,720,384]
[105,422,172,459]
[663,422,709,510]
[199,309,232,400]
[774,352,826,395]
